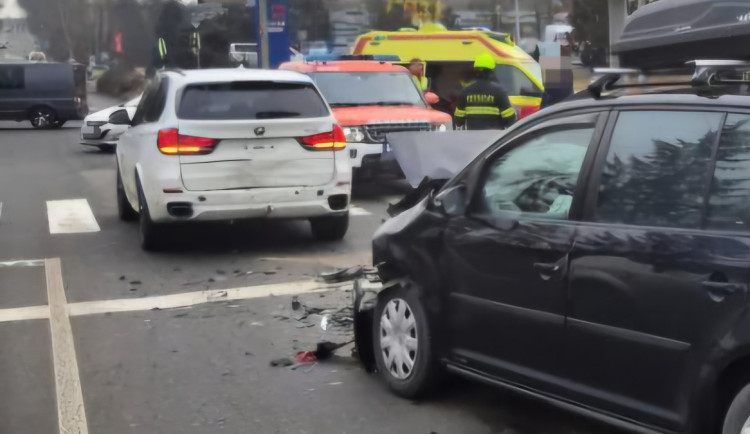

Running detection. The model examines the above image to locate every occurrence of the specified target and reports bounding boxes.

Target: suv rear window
[178,81,329,120]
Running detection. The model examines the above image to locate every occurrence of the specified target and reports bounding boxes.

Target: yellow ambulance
[352,28,544,119]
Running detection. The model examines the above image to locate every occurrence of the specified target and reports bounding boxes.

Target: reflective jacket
[454,79,517,130]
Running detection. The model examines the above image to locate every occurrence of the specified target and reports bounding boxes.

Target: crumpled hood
[386,130,503,188]
[84,106,120,122]
[83,105,137,123]
[332,105,452,127]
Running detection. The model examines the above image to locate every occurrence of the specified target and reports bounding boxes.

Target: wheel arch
[26,104,57,118]
[710,348,750,433]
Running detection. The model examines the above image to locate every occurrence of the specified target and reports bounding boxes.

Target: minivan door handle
[533,260,564,281]
[701,281,741,294]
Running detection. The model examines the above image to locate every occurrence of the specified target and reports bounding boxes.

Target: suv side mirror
[109,109,131,125]
[433,185,467,216]
[424,91,439,105]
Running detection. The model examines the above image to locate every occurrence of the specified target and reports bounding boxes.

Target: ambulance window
[493,65,539,95]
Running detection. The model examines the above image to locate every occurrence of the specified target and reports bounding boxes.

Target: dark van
[0,62,88,128]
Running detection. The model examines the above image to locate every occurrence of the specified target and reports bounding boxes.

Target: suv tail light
[297,125,346,151]
[158,128,220,155]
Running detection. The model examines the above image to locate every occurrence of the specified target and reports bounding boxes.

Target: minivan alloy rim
[33,111,50,127]
[742,415,750,434]
[379,298,418,380]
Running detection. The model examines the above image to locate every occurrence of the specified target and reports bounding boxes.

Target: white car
[116,69,352,250]
[80,96,140,151]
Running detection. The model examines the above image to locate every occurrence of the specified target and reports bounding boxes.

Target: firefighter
[454,53,517,130]
[408,58,429,91]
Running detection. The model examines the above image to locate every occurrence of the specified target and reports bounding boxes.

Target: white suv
[116,69,351,250]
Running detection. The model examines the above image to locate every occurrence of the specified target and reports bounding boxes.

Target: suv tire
[373,283,442,399]
[310,213,348,241]
[137,179,163,251]
[723,383,750,434]
[117,168,138,222]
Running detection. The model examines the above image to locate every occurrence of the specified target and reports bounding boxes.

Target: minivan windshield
[311,71,426,107]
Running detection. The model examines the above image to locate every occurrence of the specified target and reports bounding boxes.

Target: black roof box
[614,0,750,70]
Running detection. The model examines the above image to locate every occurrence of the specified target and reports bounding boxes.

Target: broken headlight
[343,126,365,142]
[433,122,452,132]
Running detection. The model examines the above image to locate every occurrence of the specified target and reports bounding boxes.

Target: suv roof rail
[159,68,185,76]
[586,59,750,99]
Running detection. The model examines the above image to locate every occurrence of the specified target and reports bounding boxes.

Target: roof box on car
[614,0,750,70]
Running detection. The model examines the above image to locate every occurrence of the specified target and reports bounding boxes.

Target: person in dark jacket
[454,53,517,130]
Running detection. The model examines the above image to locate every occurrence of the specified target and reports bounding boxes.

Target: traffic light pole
[258,0,270,68]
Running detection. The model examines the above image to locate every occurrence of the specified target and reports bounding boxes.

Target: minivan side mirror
[108,109,131,125]
[433,185,467,216]
[424,91,440,105]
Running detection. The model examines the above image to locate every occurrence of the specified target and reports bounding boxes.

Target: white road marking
[67,280,349,317]
[46,199,101,234]
[45,258,89,434]
[0,201,3,219]
[0,305,49,323]
[0,278,351,323]
[349,206,372,216]
[0,259,45,268]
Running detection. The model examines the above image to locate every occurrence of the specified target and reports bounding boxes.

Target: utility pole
[258,0,270,68]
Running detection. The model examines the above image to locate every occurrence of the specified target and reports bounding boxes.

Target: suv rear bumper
[147,182,351,223]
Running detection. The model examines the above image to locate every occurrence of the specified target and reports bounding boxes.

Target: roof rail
[689,60,750,86]
[587,60,750,99]
[159,68,185,76]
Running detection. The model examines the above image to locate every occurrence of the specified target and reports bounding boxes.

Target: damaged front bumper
[352,275,407,372]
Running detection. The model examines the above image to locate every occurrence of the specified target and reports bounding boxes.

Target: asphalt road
[0,92,618,434]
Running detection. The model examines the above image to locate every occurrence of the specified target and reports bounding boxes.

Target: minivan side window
[595,111,723,229]
[471,124,594,223]
[706,114,750,231]
[0,66,24,90]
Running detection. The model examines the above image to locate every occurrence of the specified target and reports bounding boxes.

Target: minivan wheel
[117,169,138,222]
[373,284,441,399]
[310,213,349,241]
[722,383,750,434]
[137,180,163,251]
[29,106,57,129]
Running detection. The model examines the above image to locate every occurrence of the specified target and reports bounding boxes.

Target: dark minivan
[356,64,750,434]
[0,62,88,128]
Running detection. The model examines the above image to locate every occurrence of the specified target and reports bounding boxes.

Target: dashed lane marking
[349,206,373,216]
[0,259,45,268]
[45,258,89,434]
[66,280,349,317]
[47,199,101,234]
[0,277,350,323]
[0,305,48,322]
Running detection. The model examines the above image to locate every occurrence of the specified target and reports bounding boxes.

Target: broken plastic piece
[296,351,317,363]
[270,358,294,367]
[319,266,364,283]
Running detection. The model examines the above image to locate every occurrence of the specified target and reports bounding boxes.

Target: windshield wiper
[328,103,361,107]
[255,111,301,119]
[371,101,414,106]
